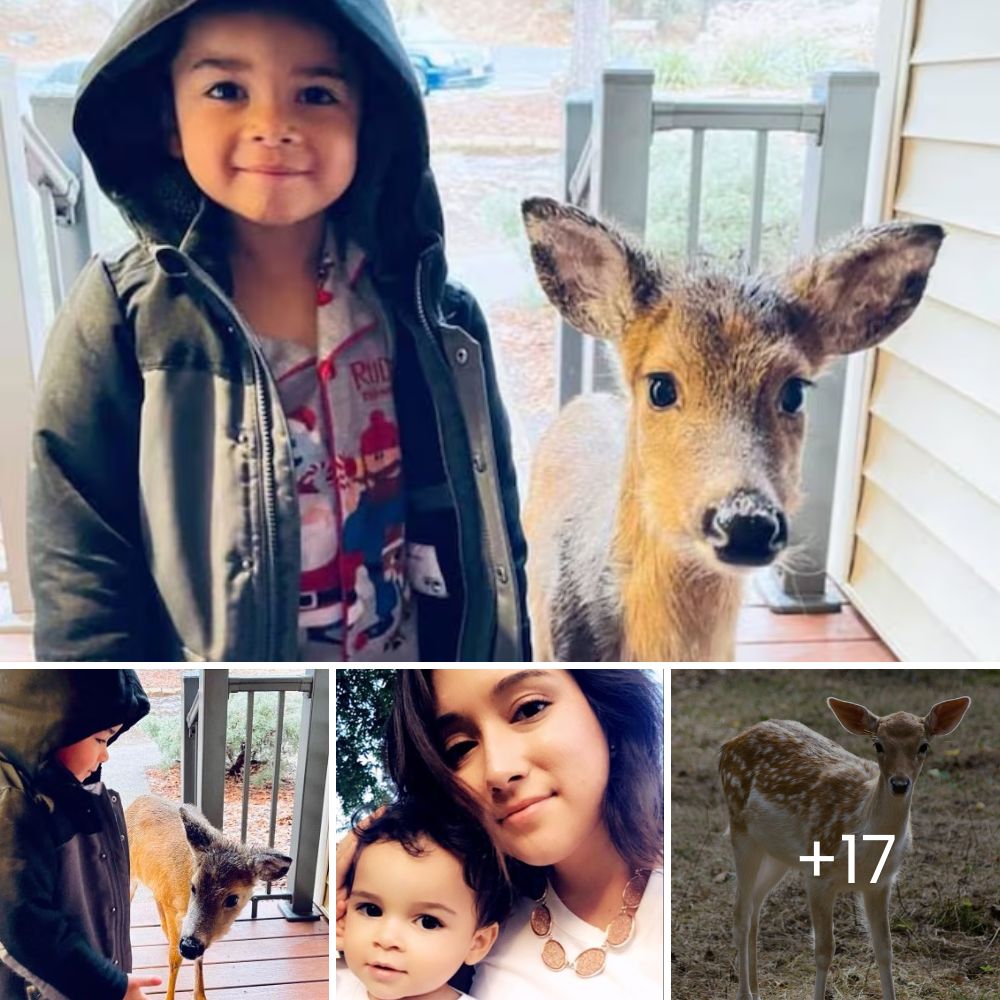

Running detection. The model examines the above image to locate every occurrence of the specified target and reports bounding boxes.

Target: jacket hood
[0,670,150,781]
[73,0,445,285]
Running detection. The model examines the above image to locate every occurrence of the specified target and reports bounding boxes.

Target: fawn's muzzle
[704,490,788,566]
[179,936,205,959]
[889,776,911,795]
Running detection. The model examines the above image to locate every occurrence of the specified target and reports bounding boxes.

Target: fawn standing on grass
[126,795,292,1000]
[719,696,971,1000]
[521,197,944,661]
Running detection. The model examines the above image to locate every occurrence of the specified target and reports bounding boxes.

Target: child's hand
[123,974,162,1000]
[335,806,385,951]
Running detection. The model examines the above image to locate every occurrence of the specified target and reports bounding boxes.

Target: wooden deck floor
[0,591,895,662]
[130,888,329,1000]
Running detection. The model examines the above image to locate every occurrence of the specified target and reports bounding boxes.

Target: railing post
[181,671,199,806]
[282,668,328,920]
[196,668,228,828]
[558,93,593,407]
[28,87,94,309]
[588,66,654,394]
[0,58,43,619]
[760,69,879,612]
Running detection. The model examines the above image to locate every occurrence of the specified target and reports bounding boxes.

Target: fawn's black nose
[890,777,911,796]
[704,491,788,567]
[179,937,205,959]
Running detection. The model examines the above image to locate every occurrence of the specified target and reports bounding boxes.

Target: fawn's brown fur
[521,197,944,661]
[126,795,291,1000]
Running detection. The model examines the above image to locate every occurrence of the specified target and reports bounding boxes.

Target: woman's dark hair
[345,797,513,927]
[385,670,664,887]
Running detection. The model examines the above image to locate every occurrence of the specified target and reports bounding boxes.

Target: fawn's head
[177,805,292,960]
[522,198,944,572]
[827,696,971,798]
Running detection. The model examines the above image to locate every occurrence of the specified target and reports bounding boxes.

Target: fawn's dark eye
[779,377,811,415]
[874,741,885,754]
[190,883,197,895]
[919,742,929,754]
[648,373,678,409]
[224,894,239,908]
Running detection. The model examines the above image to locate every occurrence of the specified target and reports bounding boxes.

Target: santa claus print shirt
[258,235,418,661]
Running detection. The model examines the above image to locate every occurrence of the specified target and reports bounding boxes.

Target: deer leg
[748,855,789,1000]
[806,880,837,1000]
[193,955,207,1000]
[731,831,765,1000]
[158,903,182,1000]
[862,885,897,1000]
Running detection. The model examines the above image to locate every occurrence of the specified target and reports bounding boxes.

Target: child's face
[169,9,360,231]
[53,725,122,782]
[342,838,497,1000]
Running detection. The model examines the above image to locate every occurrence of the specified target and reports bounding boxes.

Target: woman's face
[431,669,610,867]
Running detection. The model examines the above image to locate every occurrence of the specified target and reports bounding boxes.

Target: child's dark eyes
[418,915,443,930]
[299,86,338,106]
[354,903,442,930]
[443,699,552,767]
[206,81,245,101]
[356,902,381,917]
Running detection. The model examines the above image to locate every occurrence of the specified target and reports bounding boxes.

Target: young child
[29,0,529,661]
[0,669,157,1000]
[336,799,512,1000]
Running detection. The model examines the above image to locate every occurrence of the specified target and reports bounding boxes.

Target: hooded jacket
[0,670,151,1000]
[28,0,530,661]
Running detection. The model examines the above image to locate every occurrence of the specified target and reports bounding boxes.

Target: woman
[337,668,663,998]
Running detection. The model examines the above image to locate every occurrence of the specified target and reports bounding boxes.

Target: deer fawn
[520,197,944,660]
[719,696,971,1000]
[126,795,292,1000]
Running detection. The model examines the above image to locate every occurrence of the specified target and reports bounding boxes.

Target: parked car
[399,17,494,95]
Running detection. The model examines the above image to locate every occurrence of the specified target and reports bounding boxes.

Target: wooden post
[0,58,43,619]
[760,69,879,613]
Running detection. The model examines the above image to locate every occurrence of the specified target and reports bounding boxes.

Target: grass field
[671,668,1000,1000]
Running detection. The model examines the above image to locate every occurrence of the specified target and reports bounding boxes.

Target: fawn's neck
[613,470,744,661]
[862,774,914,839]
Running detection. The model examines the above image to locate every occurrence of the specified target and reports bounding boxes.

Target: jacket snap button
[473,454,486,474]
[111,796,117,803]
[100,852,106,860]
[455,347,469,365]
[241,557,254,571]
[111,906,116,913]
[237,431,249,446]
[495,565,509,585]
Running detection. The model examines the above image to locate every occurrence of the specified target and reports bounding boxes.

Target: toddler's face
[53,725,122,782]
[343,838,497,1000]
[169,9,360,230]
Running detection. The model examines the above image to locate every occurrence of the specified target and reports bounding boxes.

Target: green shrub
[645,127,806,272]
[653,47,703,89]
[143,691,302,780]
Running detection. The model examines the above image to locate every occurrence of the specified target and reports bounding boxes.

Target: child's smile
[169,9,360,230]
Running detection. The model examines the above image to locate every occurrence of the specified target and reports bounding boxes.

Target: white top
[335,958,474,1000]
[471,870,663,1000]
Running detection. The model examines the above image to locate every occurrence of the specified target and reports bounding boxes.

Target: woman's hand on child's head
[335,805,385,951]
[123,974,162,1000]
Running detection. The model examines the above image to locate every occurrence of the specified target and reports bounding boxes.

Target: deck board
[130,887,328,998]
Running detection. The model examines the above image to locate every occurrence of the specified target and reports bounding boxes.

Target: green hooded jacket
[0,670,150,999]
[28,0,530,661]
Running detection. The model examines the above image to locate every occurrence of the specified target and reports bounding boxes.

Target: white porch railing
[560,68,879,613]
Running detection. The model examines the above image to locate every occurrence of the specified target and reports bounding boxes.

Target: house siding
[847,0,1000,660]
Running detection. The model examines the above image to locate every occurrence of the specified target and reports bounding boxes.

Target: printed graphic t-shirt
[258,237,418,661]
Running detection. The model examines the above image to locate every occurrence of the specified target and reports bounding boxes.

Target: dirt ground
[671,669,1000,1000]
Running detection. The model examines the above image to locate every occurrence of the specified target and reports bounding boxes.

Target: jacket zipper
[160,249,280,660]
[415,255,468,658]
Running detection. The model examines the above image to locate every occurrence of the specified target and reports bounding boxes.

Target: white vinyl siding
[845,0,1000,660]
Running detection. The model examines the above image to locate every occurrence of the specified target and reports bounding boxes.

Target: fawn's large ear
[179,805,222,853]
[924,696,971,737]
[521,197,664,340]
[254,849,293,882]
[827,697,880,737]
[781,221,944,359]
